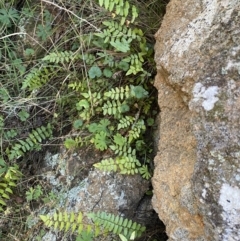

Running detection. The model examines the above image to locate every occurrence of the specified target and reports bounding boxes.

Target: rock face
[152,0,240,240]
[43,149,149,219]
[39,149,150,240]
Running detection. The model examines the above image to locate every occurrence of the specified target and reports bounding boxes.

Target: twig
[41,0,101,32]
[0,32,26,40]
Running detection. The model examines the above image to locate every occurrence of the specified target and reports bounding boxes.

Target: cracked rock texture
[152,0,240,240]
[39,149,150,241]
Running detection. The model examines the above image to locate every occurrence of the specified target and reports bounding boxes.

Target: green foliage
[93,131,109,150]
[3,129,18,140]
[26,185,43,202]
[94,155,141,175]
[42,191,58,205]
[89,211,145,238]
[36,10,53,41]
[0,87,9,103]
[97,0,138,24]
[0,8,19,27]
[40,211,91,235]
[102,100,129,116]
[104,86,131,100]
[138,165,151,180]
[36,24,52,41]
[7,124,52,160]
[117,116,135,130]
[49,0,154,179]
[128,119,146,143]
[0,162,22,211]
[88,66,102,79]
[42,51,76,64]
[0,0,164,238]
[21,65,59,90]
[119,231,138,241]
[18,109,30,122]
[40,211,145,240]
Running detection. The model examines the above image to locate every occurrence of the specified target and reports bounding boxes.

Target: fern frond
[104,85,130,101]
[102,100,129,116]
[40,211,145,239]
[95,20,134,52]
[117,116,135,130]
[21,65,58,90]
[93,158,117,172]
[42,51,80,63]
[0,164,22,211]
[110,144,136,157]
[88,211,145,238]
[123,54,145,75]
[97,0,138,24]
[68,81,86,92]
[94,153,141,175]
[8,124,52,160]
[40,211,97,235]
[128,120,146,143]
[116,156,140,175]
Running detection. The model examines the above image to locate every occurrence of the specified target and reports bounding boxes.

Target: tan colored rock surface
[153,0,240,240]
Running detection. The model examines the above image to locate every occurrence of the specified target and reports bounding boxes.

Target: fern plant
[15,0,153,177]
[40,210,146,240]
[7,124,52,160]
[53,1,153,179]
[0,0,164,239]
[97,0,138,24]
[42,51,79,64]
[16,0,154,182]
[0,160,22,211]
[21,65,59,91]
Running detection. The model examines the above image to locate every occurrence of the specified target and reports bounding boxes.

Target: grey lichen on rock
[34,147,150,240]
[153,0,240,240]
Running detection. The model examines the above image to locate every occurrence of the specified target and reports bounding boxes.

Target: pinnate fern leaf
[94,158,118,172]
[97,0,137,25]
[0,164,21,211]
[104,86,130,100]
[22,65,58,90]
[102,100,129,116]
[88,211,145,238]
[40,211,96,235]
[40,211,145,239]
[94,157,140,175]
[42,51,80,63]
[128,120,146,143]
[8,124,52,160]
[117,116,135,130]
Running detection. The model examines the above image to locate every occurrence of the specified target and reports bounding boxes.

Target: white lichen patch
[170,0,218,57]
[219,184,240,211]
[191,83,219,111]
[43,152,74,187]
[202,189,207,198]
[225,60,240,75]
[117,190,126,207]
[44,152,59,168]
[219,183,240,240]
[42,232,57,241]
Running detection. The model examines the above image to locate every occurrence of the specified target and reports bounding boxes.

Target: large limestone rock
[152,0,240,240]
